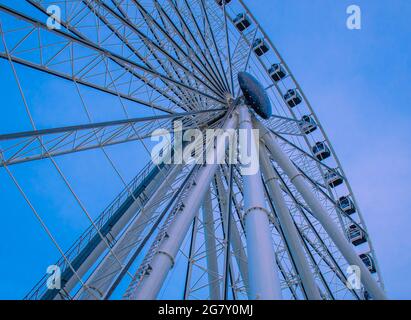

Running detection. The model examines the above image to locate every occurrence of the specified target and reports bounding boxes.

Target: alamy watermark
[46,265,61,290]
[45,4,361,32]
[150,121,260,176]
[46,5,61,30]
[346,265,362,290]
[347,5,362,30]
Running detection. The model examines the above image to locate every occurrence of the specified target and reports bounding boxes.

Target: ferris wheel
[0,0,386,300]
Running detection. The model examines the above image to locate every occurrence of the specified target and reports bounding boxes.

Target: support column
[239,105,282,300]
[128,113,239,300]
[259,146,322,300]
[76,164,184,299]
[183,216,199,299]
[256,120,386,300]
[202,191,221,300]
[55,164,171,299]
[214,173,249,293]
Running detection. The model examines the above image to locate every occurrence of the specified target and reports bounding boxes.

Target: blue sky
[0,0,410,299]
[249,0,411,299]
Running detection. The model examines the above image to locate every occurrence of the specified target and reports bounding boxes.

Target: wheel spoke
[0,109,223,166]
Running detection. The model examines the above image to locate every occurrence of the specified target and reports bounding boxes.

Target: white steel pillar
[130,113,239,300]
[214,173,249,292]
[202,190,221,300]
[76,164,184,299]
[259,146,322,300]
[256,120,387,300]
[57,164,172,299]
[239,105,282,300]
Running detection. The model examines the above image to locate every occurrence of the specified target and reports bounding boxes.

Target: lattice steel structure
[0,0,386,300]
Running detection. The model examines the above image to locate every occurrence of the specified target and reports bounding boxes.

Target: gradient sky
[0,0,410,299]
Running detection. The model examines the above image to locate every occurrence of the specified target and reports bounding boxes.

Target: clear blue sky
[0,0,410,299]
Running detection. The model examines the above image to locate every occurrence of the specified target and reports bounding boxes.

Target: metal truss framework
[0,0,386,300]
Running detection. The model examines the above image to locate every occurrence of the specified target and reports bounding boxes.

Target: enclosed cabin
[324,169,344,188]
[284,89,302,108]
[216,0,231,6]
[348,224,367,246]
[269,63,287,82]
[299,115,317,134]
[338,196,356,215]
[253,38,269,56]
[312,142,331,161]
[360,253,377,274]
[234,13,252,32]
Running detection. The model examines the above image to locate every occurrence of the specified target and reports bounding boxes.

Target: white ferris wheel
[0,0,386,300]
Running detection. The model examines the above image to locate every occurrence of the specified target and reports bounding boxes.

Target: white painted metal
[202,190,221,300]
[129,113,239,300]
[256,119,386,300]
[56,165,173,299]
[0,0,385,301]
[259,146,322,300]
[239,105,282,300]
[214,172,249,292]
[76,164,184,299]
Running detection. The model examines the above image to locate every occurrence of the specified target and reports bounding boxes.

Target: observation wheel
[0,0,385,300]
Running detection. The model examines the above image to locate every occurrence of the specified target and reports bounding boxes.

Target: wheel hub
[238,72,272,119]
